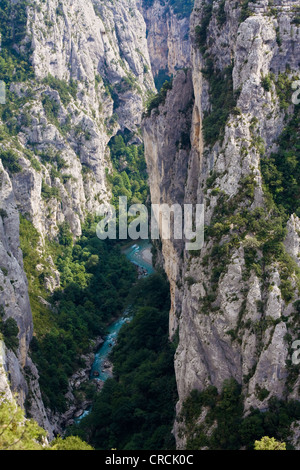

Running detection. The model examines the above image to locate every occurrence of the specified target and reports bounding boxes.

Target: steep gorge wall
[144,0,300,449]
[0,0,155,435]
[0,0,194,437]
[1,0,300,448]
[139,0,192,80]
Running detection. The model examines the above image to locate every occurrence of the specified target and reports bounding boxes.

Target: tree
[0,397,47,450]
[0,395,94,450]
[254,436,286,450]
[50,436,94,450]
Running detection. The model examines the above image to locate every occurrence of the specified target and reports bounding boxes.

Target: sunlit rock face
[144,0,300,449]
[0,0,155,435]
[140,0,191,80]
[1,0,300,447]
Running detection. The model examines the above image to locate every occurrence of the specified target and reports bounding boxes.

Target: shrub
[261,75,273,92]
[43,74,78,105]
[144,80,173,117]
[202,62,239,146]
[0,148,22,173]
[0,316,19,353]
[195,3,213,52]
[0,209,8,219]
[41,181,60,201]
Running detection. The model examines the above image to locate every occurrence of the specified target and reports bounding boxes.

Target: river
[75,240,154,422]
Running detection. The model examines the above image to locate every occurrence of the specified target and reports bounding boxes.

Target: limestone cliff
[140,0,192,81]
[1,0,300,449]
[144,0,300,449]
[0,0,155,435]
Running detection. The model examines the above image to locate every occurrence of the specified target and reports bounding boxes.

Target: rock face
[0,0,196,435]
[144,0,300,449]
[1,0,299,449]
[0,159,53,436]
[140,0,191,79]
[9,0,155,239]
[0,0,155,435]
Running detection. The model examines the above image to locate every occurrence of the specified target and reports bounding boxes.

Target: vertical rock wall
[144,0,300,449]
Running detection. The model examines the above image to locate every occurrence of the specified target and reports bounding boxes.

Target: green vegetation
[144,80,173,117]
[202,165,300,319]
[103,74,141,113]
[107,132,149,206]
[0,87,36,137]
[275,73,296,111]
[261,75,273,92]
[0,148,22,173]
[43,74,78,106]
[201,62,239,146]
[42,94,60,125]
[41,180,61,201]
[254,436,286,450]
[41,180,60,201]
[0,0,33,84]
[239,0,255,23]
[179,379,300,450]
[195,4,239,147]
[217,0,226,26]
[292,14,300,26]
[0,397,93,450]
[0,306,19,354]
[20,215,137,412]
[0,396,47,450]
[194,2,213,53]
[0,209,8,219]
[69,272,177,450]
[50,435,93,450]
[19,216,53,336]
[40,148,65,167]
[261,105,300,218]
[41,90,76,135]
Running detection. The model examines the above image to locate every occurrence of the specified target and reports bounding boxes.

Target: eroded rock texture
[144,0,300,449]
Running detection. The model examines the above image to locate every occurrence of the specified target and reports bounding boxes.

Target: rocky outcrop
[0,159,53,436]
[140,0,191,81]
[144,0,300,449]
[8,0,155,239]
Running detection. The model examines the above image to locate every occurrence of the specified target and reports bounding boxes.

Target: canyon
[0,0,300,449]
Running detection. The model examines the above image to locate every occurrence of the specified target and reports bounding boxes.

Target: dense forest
[22,216,138,412]
[67,272,178,450]
[107,131,149,207]
[180,379,300,450]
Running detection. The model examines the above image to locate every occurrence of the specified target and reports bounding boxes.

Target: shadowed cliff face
[0,0,157,435]
[1,0,300,448]
[0,0,194,437]
[144,0,300,449]
[140,0,192,81]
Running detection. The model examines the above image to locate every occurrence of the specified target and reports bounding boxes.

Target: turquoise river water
[75,240,154,422]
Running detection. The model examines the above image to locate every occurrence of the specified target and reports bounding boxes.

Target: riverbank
[47,335,104,433]
[72,268,176,450]
[69,240,154,425]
